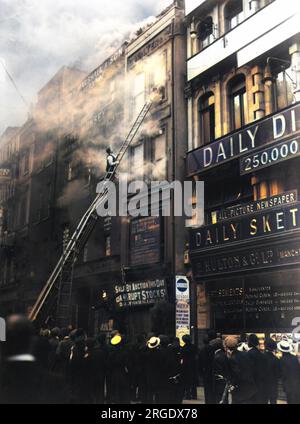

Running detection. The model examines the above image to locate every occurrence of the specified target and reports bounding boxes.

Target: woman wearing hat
[278,340,300,404]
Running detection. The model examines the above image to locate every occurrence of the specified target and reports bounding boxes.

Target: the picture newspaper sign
[175,276,191,344]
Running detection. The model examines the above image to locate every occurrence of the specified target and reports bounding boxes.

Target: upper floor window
[274,64,294,111]
[225,0,244,31]
[149,52,167,101]
[18,190,29,227]
[228,75,247,131]
[252,178,284,201]
[131,143,144,180]
[132,73,145,118]
[197,16,215,49]
[152,131,166,179]
[248,0,261,14]
[199,92,215,145]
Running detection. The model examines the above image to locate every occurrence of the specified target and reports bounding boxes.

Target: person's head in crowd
[224,336,238,356]
[147,336,161,350]
[248,334,260,349]
[159,335,169,348]
[240,333,248,343]
[86,337,96,352]
[74,329,86,343]
[111,333,125,348]
[277,340,294,356]
[50,327,61,339]
[182,335,192,346]
[3,315,35,358]
[210,338,224,352]
[40,329,50,338]
[172,337,180,348]
[266,339,277,353]
[208,330,217,342]
[60,328,70,340]
[96,333,107,346]
[70,329,78,343]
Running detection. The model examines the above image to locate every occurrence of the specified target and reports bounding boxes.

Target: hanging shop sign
[240,137,300,175]
[190,202,300,251]
[217,191,298,222]
[130,216,161,267]
[187,103,300,175]
[191,238,300,279]
[114,278,167,308]
[175,276,191,343]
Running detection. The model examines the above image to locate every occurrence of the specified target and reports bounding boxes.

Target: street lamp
[190,17,197,39]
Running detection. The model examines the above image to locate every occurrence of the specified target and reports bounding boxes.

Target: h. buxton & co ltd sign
[191,238,300,278]
[187,103,300,175]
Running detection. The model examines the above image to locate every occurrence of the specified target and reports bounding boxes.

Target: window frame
[229,75,247,131]
[199,92,216,145]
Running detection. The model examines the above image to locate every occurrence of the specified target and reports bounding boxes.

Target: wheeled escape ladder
[28,100,153,327]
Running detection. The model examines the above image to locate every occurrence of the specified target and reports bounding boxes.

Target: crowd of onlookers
[200,331,300,405]
[0,315,300,404]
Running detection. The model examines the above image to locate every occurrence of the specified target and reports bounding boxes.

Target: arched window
[228,75,247,131]
[197,16,214,49]
[199,92,215,145]
[225,0,244,31]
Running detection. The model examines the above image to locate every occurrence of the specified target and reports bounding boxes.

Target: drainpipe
[289,43,300,103]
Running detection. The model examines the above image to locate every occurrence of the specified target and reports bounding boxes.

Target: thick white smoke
[0,0,172,134]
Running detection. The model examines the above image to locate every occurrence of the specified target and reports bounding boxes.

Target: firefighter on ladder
[106,147,119,179]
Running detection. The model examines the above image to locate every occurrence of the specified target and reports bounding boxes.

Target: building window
[274,64,295,111]
[131,143,144,180]
[132,73,145,118]
[18,192,28,227]
[23,150,30,175]
[252,178,284,201]
[197,16,215,49]
[199,92,215,145]
[65,162,75,182]
[248,0,261,13]
[149,52,167,100]
[152,132,166,179]
[229,75,247,131]
[225,0,244,31]
[105,236,111,257]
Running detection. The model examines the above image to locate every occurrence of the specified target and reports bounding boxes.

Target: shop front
[190,201,300,338]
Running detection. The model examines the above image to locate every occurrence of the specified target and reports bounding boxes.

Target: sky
[0,0,172,135]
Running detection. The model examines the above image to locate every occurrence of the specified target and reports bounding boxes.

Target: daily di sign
[187,103,300,175]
